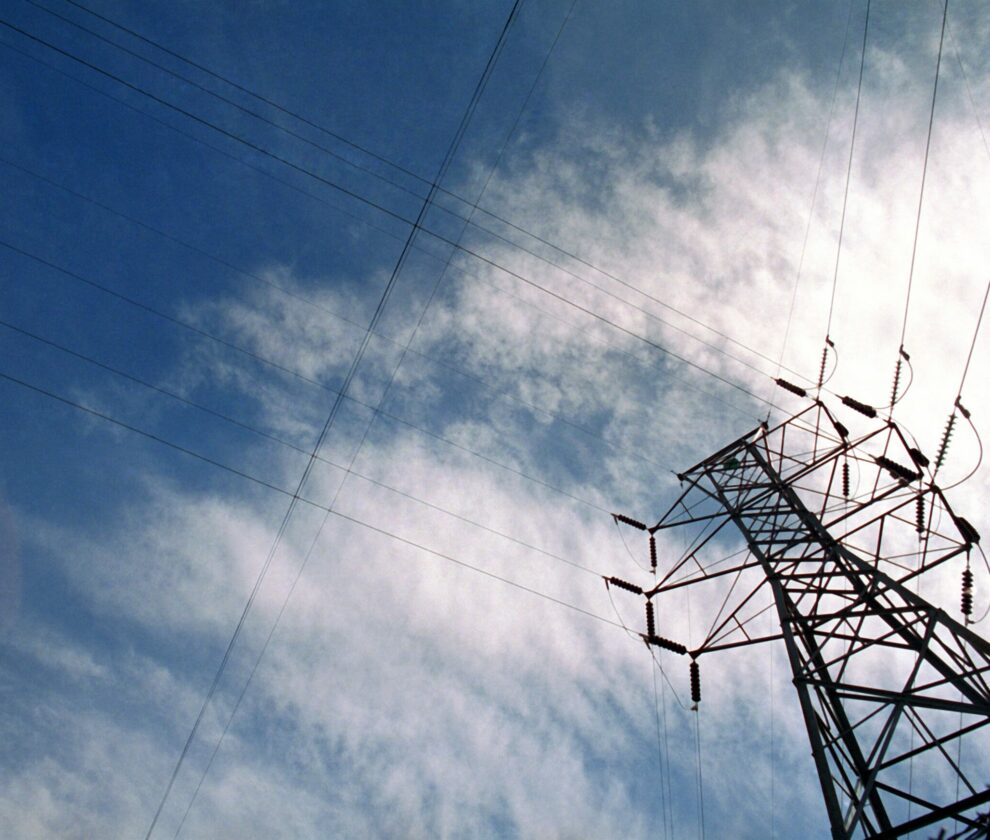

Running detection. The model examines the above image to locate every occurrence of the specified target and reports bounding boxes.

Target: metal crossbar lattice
[612,402,990,839]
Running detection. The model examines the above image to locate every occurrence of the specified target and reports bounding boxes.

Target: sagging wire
[772,0,857,401]
[605,576,688,840]
[604,580,688,710]
[694,709,707,840]
[650,657,671,840]
[825,0,872,345]
[894,0,949,417]
[969,544,990,625]
[612,515,652,573]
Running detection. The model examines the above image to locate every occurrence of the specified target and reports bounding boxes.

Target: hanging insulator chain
[875,455,921,485]
[649,535,657,571]
[962,567,974,618]
[614,513,647,531]
[690,660,701,705]
[775,378,808,398]
[842,395,877,418]
[646,600,655,638]
[607,576,643,595]
[842,459,850,499]
[915,494,925,535]
[648,635,688,655]
[817,344,829,390]
[890,356,903,406]
[936,412,957,469]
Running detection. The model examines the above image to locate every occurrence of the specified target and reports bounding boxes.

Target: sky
[1,1,990,838]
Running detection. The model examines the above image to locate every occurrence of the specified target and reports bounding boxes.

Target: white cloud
[8,33,990,838]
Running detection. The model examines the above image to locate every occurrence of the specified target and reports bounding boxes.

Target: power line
[0,7,817,395]
[141,3,526,833]
[57,0,465,201]
[774,0,855,385]
[0,37,443,258]
[0,153,751,430]
[169,3,543,823]
[312,0,581,597]
[0,239,331,391]
[651,657,670,840]
[3,208,765,448]
[1,237,637,515]
[171,8,588,806]
[0,367,621,630]
[40,0,804,382]
[0,153,756,444]
[955,279,990,401]
[23,0,440,205]
[0,317,603,578]
[0,17,780,408]
[899,0,948,351]
[944,9,990,172]
[826,0,871,344]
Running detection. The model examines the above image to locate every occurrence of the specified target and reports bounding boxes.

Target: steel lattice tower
[610,402,990,839]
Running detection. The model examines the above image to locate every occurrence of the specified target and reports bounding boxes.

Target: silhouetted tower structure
[611,402,990,839]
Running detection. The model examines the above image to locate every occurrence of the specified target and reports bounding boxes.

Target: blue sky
[2,1,990,838]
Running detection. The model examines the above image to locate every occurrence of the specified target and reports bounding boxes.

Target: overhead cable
[954,279,990,401]
[0,154,757,435]
[141,4,525,834]
[0,367,621,630]
[0,317,604,577]
[826,0,871,345]
[171,9,589,809]
[40,0,802,379]
[0,238,646,514]
[774,0,856,386]
[0,18,778,407]
[898,0,949,352]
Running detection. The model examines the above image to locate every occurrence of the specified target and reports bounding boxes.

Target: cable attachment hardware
[607,576,643,595]
[690,660,701,705]
[915,494,925,535]
[842,459,851,499]
[613,513,647,531]
[842,395,877,419]
[649,535,657,572]
[952,516,981,546]
[962,566,974,618]
[936,412,957,469]
[646,600,655,638]
[775,378,808,398]
[908,447,930,469]
[955,397,972,420]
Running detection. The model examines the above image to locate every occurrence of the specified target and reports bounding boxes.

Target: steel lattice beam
[610,403,990,839]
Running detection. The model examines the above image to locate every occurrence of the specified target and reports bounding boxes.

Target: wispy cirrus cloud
[5,23,990,835]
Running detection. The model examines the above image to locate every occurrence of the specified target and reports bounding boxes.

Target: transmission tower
[609,400,990,839]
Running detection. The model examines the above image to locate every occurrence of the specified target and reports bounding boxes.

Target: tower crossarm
[615,404,990,838]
